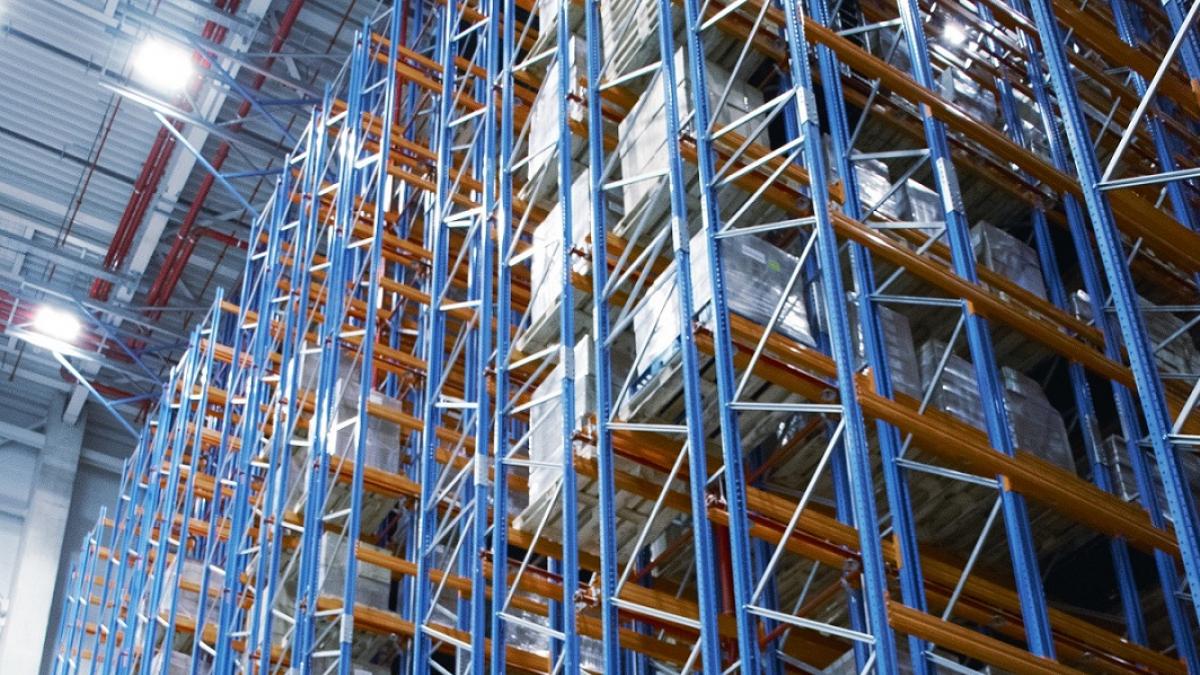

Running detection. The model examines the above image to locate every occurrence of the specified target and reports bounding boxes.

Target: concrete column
[0,395,85,672]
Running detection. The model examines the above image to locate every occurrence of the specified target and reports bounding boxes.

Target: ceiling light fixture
[133,38,194,92]
[33,305,82,344]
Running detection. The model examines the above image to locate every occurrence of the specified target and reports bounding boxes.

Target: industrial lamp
[133,38,194,92]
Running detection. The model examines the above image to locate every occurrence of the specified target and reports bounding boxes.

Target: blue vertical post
[490,0,517,669]
[291,87,339,674]
[652,0,729,669]
[778,2,901,670]
[1108,0,1200,238]
[808,1,931,670]
[411,0,457,667]
[584,0,623,666]
[469,0,497,671]
[88,460,132,675]
[554,0,581,669]
[894,0,1056,655]
[969,3,1153,646]
[339,22,394,674]
[983,2,1198,661]
[1025,0,1200,627]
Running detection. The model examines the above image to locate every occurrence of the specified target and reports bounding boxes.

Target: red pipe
[58,367,138,402]
[145,0,306,313]
[90,0,239,302]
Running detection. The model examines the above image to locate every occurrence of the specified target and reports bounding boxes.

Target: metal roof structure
[0,0,377,428]
[0,1,380,669]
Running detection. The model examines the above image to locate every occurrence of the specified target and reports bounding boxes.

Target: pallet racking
[48,0,1200,672]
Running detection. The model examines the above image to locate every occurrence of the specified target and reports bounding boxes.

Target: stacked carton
[1072,291,1200,375]
[630,230,815,389]
[852,303,921,398]
[526,37,590,198]
[1104,435,1200,518]
[617,47,781,238]
[524,168,617,351]
[971,222,1047,300]
[918,341,1074,472]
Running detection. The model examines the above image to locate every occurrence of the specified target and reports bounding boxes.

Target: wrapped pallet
[300,350,402,475]
[1072,291,1200,375]
[1000,367,1074,472]
[149,649,193,674]
[1104,435,1200,516]
[165,557,217,622]
[536,0,584,44]
[918,341,1074,472]
[854,159,908,220]
[525,169,615,350]
[520,337,675,555]
[630,231,815,389]
[599,0,683,81]
[970,222,1047,300]
[851,303,921,398]
[617,46,780,239]
[940,66,998,125]
[500,594,604,671]
[526,338,602,507]
[526,37,590,198]
[822,648,915,674]
[319,532,391,610]
[906,180,943,228]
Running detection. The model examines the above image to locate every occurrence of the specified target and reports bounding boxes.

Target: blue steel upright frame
[1025,0,1200,627]
[48,0,1200,672]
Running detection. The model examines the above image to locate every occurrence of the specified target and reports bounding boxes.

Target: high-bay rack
[46,0,1200,672]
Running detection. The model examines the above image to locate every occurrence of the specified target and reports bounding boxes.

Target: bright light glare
[33,306,81,344]
[134,38,193,92]
[944,23,968,47]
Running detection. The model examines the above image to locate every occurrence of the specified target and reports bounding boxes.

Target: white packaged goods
[1072,291,1200,375]
[822,648,914,674]
[1104,435,1200,528]
[851,303,921,398]
[918,341,1074,472]
[970,222,1047,300]
[940,67,998,125]
[319,532,391,609]
[300,350,401,474]
[527,37,589,194]
[527,337,604,506]
[618,47,778,236]
[600,0,682,79]
[520,337,673,553]
[149,650,192,674]
[166,557,215,621]
[528,168,612,329]
[500,596,603,668]
[854,159,908,220]
[536,0,583,41]
[905,180,943,227]
[631,231,815,385]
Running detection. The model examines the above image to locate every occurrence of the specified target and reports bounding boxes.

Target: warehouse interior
[2,0,1200,672]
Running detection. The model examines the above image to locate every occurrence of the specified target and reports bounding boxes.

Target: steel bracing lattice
[46,0,1200,672]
